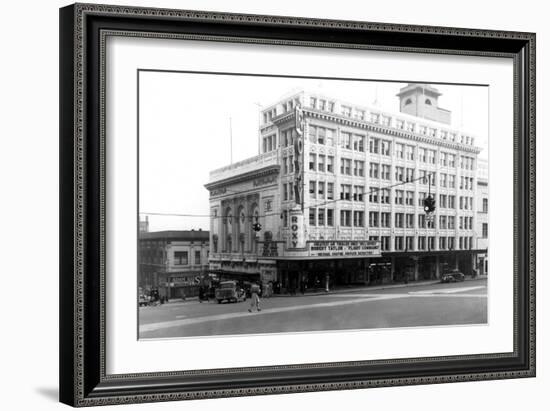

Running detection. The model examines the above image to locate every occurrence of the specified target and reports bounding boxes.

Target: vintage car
[215,280,246,304]
[138,294,150,307]
[441,270,466,283]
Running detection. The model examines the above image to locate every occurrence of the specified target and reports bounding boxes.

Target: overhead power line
[140,170,439,220]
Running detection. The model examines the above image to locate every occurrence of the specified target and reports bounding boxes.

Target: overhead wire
[140,168,443,220]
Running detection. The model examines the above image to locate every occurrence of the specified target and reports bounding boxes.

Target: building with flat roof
[139,230,210,299]
[475,158,489,275]
[206,85,485,292]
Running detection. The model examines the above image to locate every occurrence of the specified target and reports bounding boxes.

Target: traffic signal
[423,196,436,213]
[252,222,262,232]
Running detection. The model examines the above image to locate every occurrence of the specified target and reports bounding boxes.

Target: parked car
[138,294,150,307]
[215,281,247,303]
[441,270,465,283]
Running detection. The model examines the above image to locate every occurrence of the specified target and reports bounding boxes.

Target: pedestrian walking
[248,283,261,312]
[265,281,273,298]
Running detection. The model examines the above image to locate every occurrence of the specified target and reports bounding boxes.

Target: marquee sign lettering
[308,240,381,258]
[288,209,305,249]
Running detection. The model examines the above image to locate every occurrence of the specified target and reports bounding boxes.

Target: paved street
[139,279,487,339]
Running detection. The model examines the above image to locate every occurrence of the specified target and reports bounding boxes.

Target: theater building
[206,84,485,292]
[138,230,210,299]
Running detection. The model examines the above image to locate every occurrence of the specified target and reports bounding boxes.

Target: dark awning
[209,269,260,279]
[382,249,487,258]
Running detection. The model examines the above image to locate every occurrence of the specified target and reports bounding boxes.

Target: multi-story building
[139,230,210,299]
[475,159,489,275]
[206,84,485,292]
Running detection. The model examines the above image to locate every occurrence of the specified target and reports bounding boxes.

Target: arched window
[212,234,218,253]
[405,98,412,105]
[425,98,432,105]
[237,206,246,253]
[224,207,232,252]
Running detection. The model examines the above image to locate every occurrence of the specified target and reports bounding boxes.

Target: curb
[271,276,488,298]
[156,276,488,303]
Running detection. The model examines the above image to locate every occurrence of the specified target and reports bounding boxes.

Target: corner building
[139,230,210,299]
[206,84,484,292]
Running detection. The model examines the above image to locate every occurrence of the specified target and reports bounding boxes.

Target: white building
[475,158,489,275]
[206,84,485,292]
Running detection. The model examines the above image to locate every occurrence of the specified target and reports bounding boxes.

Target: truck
[215,280,246,304]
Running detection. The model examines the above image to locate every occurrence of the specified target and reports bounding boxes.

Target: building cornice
[205,165,280,191]
[271,107,481,154]
[304,109,482,154]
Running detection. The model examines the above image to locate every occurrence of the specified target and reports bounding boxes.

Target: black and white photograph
[137,73,489,339]
[1,0,543,408]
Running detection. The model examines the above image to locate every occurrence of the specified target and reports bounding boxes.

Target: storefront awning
[209,269,260,278]
[382,249,488,258]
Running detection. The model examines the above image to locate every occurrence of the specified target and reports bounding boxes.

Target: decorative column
[244,199,252,253]
[232,198,239,253]
[220,202,227,252]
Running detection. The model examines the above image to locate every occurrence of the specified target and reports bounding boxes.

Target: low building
[139,230,210,299]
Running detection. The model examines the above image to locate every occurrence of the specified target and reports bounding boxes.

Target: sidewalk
[160,275,488,303]
[271,275,488,298]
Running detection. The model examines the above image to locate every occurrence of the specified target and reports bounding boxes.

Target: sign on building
[288,208,305,249]
[308,240,381,258]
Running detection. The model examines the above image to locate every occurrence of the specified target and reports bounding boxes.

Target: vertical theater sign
[289,104,306,250]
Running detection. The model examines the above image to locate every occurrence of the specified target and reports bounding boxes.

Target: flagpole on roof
[229,116,233,165]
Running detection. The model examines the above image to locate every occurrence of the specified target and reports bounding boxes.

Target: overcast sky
[139,71,488,232]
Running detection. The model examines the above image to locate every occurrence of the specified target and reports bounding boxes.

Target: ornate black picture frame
[59,3,535,407]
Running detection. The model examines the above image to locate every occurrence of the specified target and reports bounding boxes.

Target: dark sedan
[441,270,465,283]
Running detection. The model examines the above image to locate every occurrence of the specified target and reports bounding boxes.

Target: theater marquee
[308,240,381,258]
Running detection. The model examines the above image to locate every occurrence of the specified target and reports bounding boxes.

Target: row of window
[303,156,475,189]
[282,208,335,227]
[310,97,335,113]
[383,236,474,251]
[262,108,277,124]
[173,250,203,266]
[263,96,474,147]
[307,130,470,167]
[308,98,474,145]
[459,156,475,170]
[303,208,474,231]
[304,154,335,173]
[310,131,472,165]
[304,180,475,210]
